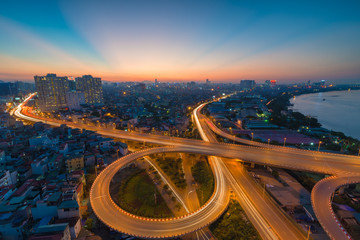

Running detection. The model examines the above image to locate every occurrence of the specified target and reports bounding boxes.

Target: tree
[82,211,90,220]
[91,111,100,117]
[272,170,279,179]
[85,218,94,230]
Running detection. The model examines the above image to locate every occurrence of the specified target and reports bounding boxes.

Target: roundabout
[90,146,230,238]
[16,94,360,240]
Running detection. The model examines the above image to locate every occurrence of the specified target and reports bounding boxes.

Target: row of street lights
[249,132,324,151]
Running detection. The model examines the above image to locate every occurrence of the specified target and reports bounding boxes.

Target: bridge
[15,94,360,239]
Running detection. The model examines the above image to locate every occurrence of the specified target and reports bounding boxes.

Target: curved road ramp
[15,94,360,239]
[90,146,230,238]
[312,176,360,240]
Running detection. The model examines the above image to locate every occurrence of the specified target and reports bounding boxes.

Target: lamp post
[306,225,311,240]
[318,141,322,151]
[268,138,270,146]
[283,137,287,147]
[95,164,99,177]
[251,132,254,141]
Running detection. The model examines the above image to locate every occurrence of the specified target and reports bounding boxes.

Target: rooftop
[48,192,62,203]
[34,223,68,234]
[58,200,79,209]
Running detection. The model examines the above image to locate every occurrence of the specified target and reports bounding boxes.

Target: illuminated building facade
[75,75,103,105]
[34,74,69,111]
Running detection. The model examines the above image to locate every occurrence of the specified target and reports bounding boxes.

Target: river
[290,90,360,140]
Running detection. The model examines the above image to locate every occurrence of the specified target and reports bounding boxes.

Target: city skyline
[1,0,360,83]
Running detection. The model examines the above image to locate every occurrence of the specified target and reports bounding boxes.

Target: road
[143,155,212,240]
[90,146,229,238]
[15,94,360,239]
[193,103,304,240]
[15,99,360,176]
[197,103,360,240]
[311,176,360,240]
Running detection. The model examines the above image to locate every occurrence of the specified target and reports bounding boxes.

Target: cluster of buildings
[205,93,319,146]
[0,111,127,239]
[43,79,237,136]
[35,74,103,111]
[0,81,35,98]
[100,80,236,135]
[239,79,277,90]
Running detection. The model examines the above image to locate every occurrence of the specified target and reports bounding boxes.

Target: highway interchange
[14,94,360,240]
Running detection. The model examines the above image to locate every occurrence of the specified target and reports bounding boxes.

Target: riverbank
[267,90,360,155]
[290,89,360,141]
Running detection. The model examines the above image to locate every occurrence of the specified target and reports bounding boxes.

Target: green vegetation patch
[118,169,173,218]
[287,170,325,192]
[191,159,214,206]
[210,199,261,240]
[155,154,187,189]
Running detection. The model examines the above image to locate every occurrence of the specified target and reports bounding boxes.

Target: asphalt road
[311,176,360,240]
[15,94,360,239]
[90,146,229,238]
[14,95,360,176]
[194,103,305,240]
[197,103,360,240]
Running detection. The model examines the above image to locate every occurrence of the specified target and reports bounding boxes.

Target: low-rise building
[0,204,31,240]
[0,170,17,187]
[57,200,79,219]
[31,192,62,220]
[65,155,84,172]
[54,217,81,239]
[29,223,71,240]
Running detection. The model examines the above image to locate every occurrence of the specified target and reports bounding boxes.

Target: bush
[155,155,186,189]
[271,170,279,179]
[192,160,214,205]
[85,218,94,230]
[82,211,90,220]
[210,199,260,240]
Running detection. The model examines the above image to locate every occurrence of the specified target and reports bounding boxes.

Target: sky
[0,0,359,83]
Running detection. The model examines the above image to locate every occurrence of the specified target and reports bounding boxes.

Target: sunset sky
[0,0,359,83]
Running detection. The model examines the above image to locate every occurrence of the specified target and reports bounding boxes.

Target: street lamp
[251,132,254,141]
[229,127,232,134]
[268,138,270,146]
[318,141,322,151]
[283,137,287,147]
[306,225,311,240]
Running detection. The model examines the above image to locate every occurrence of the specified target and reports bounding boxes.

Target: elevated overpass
[14,94,360,239]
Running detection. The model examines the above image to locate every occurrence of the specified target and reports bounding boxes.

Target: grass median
[210,198,261,240]
[191,158,214,206]
[154,153,187,189]
[118,168,173,218]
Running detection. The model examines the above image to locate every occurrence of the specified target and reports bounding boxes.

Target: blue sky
[0,0,359,83]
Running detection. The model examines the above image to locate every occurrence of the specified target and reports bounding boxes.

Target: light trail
[14,93,360,239]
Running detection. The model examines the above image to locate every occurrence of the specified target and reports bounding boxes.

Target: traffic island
[110,166,174,218]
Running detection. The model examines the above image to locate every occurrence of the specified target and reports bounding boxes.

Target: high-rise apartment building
[240,80,256,90]
[66,91,85,111]
[34,74,69,111]
[68,78,76,91]
[75,75,103,105]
